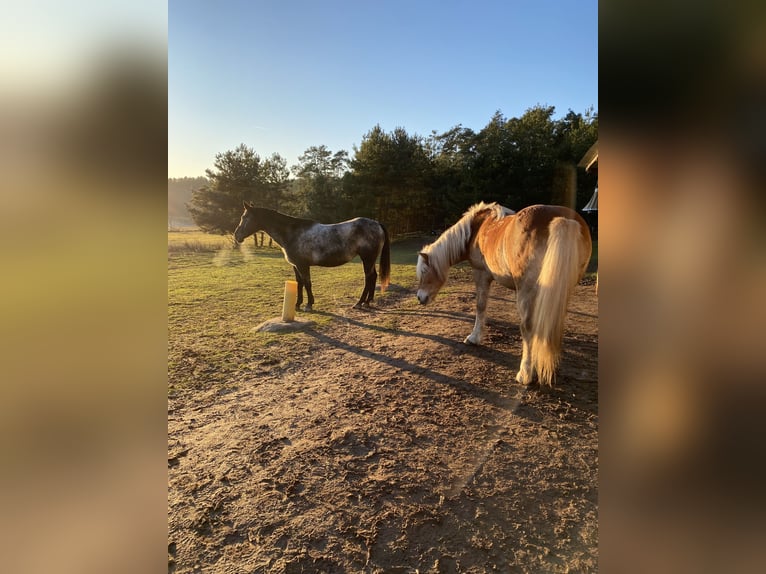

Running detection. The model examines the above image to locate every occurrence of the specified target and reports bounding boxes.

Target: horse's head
[234,201,260,243]
[416,249,445,305]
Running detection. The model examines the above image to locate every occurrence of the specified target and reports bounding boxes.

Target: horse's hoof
[463,336,480,345]
[515,370,537,385]
[304,305,313,312]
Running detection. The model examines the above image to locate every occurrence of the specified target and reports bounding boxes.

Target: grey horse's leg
[296,264,314,311]
[293,266,304,310]
[354,257,377,308]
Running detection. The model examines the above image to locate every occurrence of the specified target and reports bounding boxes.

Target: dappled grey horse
[234,202,391,310]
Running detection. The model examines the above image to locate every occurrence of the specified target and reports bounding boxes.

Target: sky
[168,0,597,178]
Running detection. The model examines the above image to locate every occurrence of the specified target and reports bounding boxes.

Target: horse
[416,202,592,386]
[234,202,391,310]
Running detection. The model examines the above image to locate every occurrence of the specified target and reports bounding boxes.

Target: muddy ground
[168,272,598,573]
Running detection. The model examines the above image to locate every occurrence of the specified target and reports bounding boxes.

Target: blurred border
[600,1,766,572]
[0,3,167,573]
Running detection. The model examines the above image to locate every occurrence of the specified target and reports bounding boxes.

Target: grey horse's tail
[379,223,391,291]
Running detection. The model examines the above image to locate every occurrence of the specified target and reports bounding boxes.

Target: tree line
[184,105,597,236]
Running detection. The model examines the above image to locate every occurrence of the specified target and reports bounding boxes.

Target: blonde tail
[530,217,584,385]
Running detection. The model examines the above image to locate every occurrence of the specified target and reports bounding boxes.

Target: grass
[168,232,423,394]
[168,231,598,393]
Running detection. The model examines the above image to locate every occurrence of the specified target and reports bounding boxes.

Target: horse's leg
[367,265,378,304]
[515,284,535,385]
[299,265,314,311]
[293,267,304,310]
[354,261,370,308]
[464,270,492,345]
[355,257,377,308]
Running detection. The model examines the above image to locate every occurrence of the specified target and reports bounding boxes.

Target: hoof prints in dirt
[168,284,598,572]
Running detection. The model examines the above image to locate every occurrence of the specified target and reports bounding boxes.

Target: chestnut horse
[416,202,592,386]
[234,202,390,310]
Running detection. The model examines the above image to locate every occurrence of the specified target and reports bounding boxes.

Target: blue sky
[169,0,597,178]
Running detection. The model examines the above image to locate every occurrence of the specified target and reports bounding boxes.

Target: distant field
[167,229,236,252]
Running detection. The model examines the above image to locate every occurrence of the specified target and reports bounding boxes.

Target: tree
[182,105,597,237]
[467,110,517,206]
[554,107,598,209]
[261,153,291,211]
[460,105,592,211]
[291,145,349,221]
[426,125,478,227]
[501,105,560,206]
[187,144,264,234]
[349,125,433,234]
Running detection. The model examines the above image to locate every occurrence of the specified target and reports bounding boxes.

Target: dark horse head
[234,202,262,244]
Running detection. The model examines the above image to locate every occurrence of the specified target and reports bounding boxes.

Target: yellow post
[282,280,298,322]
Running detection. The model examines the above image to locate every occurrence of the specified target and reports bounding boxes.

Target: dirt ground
[168,273,598,573]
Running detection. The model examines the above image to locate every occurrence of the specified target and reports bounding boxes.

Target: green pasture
[168,231,426,393]
[168,230,597,393]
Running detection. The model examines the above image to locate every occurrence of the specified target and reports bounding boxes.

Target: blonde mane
[422,202,512,279]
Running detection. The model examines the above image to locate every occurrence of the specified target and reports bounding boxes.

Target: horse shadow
[303,316,519,412]
[309,308,521,373]
[307,298,598,417]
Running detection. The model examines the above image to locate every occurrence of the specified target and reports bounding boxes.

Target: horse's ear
[243,201,254,210]
[419,252,429,264]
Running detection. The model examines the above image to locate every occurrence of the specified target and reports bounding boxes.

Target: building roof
[578,141,598,172]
